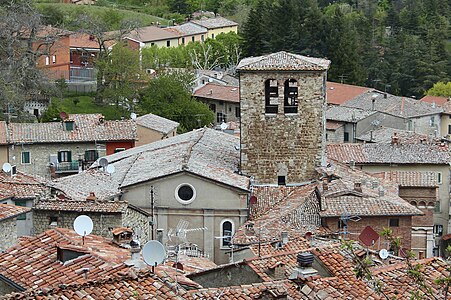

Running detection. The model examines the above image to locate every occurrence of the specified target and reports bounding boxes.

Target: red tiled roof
[326,81,371,105]
[193,83,239,103]
[0,171,46,200]
[0,228,131,290]
[372,171,438,187]
[34,199,128,213]
[326,120,344,130]
[0,203,30,221]
[9,114,136,144]
[419,95,449,106]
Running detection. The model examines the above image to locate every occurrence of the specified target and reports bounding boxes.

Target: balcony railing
[70,67,97,81]
[56,161,79,173]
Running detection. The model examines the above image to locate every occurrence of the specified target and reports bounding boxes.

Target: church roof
[237,51,330,72]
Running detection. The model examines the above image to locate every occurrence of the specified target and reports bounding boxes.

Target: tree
[138,73,214,132]
[426,82,451,97]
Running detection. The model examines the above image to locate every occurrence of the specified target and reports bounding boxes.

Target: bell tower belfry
[237,51,330,185]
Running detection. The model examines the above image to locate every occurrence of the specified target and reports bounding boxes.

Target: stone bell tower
[237,51,330,185]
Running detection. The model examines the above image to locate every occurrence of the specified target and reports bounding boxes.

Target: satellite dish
[73,215,93,237]
[379,249,389,260]
[220,122,228,130]
[130,112,137,120]
[106,164,115,174]
[59,111,69,120]
[98,157,109,167]
[2,162,11,173]
[142,240,166,266]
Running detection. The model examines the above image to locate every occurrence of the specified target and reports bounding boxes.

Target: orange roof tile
[419,95,449,106]
[326,82,371,105]
[194,83,239,103]
[0,203,30,221]
[0,171,46,200]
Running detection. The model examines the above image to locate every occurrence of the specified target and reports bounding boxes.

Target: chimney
[391,132,399,145]
[289,252,318,280]
[124,240,147,269]
[156,228,164,244]
[86,192,97,202]
[322,177,328,191]
[354,182,362,193]
[281,231,288,245]
[112,227,133,245]
[384,93,388,99]
[349,160,355,170]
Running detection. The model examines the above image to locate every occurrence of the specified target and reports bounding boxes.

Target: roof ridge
[183,128,207,168]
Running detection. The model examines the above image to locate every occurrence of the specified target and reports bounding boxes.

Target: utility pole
[150,186,155,240]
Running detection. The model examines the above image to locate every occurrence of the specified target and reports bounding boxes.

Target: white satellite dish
[98,157,109,167]
[142,240,166,266]
[379,248,389,260]
[220,122,228,131]
[130,112,137,120]
[73,215,94,237]
[2,162,12,173]
[106,164,115,174]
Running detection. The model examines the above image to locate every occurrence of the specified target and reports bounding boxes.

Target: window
[278,176,286,185]
[21,151,30,164]
[217,112,226,123]
[429,116,435,127]
[265,79,278,114]
[151,42,155,46]
[49,216,58,226]
[52,55,56,64]
[166,40,171,47]
[84,150,99,162]
[45,56,49,65]
[448,125,451,135]
[181,37,185,44]
[192,36,195,42]
[209,103,216,113]
[434,201,441,213]
[235,107,240,118]
[58,151,72,163]
[175,183,196,204]
[389,218,399,227]
[344,132,349,142]
[220,219,234,248]
[15,200,27,220]
[201,35,204,42]
[284,79,298,113]
[211,33,215,39]
[114,148,126,153]
[434,224,443,236]
[438,172,442,184]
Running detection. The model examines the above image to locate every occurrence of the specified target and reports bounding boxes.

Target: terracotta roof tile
[126,26,179,43]
[0,203,30,221]
[326,120,344,130]
[34,199,128,213]
[419,95,449,106]
[9,114,136,143]
[0,171,46,200]
[237,51,330,72]
[194,83,239,103]
[326,82,371,105]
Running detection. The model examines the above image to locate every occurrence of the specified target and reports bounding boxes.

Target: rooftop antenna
[142,240,166,273]
[73,215,94,245]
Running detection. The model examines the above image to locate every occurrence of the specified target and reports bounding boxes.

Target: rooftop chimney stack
[354,182,362,193]
[281,231,288,245]
[391,132,399,145]
[289,252,318,280]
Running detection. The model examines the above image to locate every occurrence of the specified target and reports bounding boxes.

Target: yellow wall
[143,38,179,48]
[135,125,177,147]
[440,113,451,137]
[206,26,238,39]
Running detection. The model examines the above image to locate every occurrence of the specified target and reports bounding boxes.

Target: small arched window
[220,219,234,248]
[265,79,278,114]
[284,79,298,113]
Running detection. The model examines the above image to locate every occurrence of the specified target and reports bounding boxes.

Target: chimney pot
[391,132,399,145]
[297,252,314,268]
[281,231,288,245]
[354,182,362,193]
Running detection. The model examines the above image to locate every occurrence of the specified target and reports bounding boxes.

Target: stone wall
[123,206,151,245]
[33,210,122,238]
[240,70,327,184]
[0,218,17,251]
[0,280,18,296]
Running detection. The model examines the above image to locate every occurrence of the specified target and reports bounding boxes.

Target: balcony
[70,67,97,82]
[56,161,79,173]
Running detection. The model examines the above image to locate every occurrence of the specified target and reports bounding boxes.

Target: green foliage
[138,74,214,132]
[426,82,451,97]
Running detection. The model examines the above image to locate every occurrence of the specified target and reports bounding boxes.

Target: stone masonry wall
[33,210,122,238]
[0,218,17,251]
[240,71,327,184]
[123,207,151,245]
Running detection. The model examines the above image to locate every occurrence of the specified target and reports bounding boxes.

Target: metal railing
[56,161,79,173]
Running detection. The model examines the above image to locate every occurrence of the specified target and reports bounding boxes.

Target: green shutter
[67,151,72,162]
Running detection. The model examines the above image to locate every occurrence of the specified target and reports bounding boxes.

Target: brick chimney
[86,192,96,202]
[289,252,318,280]
[391,132,399,145]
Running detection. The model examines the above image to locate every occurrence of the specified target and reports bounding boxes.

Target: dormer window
[284,79,298,113]
[265,79,278,114]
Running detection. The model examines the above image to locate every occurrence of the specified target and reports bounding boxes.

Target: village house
[125,26,180,48]
[327,142,450,256]
[0,170,46,236]
[343,90,443,136]
[355,126,429,143]
[326,81,372,106]
[6,113,136,179]
[0,203,31,251]
[45,128,250,264]
[134,113,179,147]
[163,22,207,45]
[193,83,240,125]
[189,16,238,40]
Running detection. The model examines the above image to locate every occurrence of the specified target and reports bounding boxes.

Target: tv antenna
[141,240,166,272]
[73,215,94,245]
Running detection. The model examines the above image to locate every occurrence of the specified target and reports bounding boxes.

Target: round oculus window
[175,183,196,204]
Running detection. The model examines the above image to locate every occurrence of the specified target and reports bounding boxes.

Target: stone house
[193,83,240,125]
[125,26,180,48]
[355,126,429,143]
[189,17,238,40]
[134,113,179,147]
[237,51,330,185]
[0,203,31,251]
[47,128,250,264]
[7,113,136,179]
[344,90,443,136]
[0,170,47,236]
[327,142,450,256]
